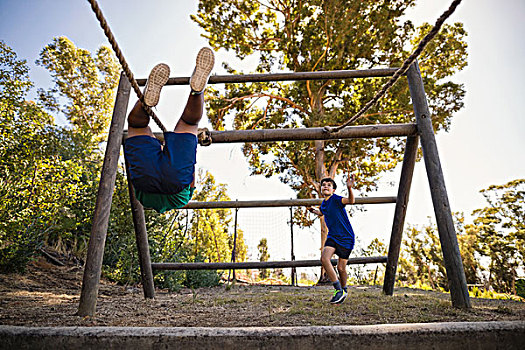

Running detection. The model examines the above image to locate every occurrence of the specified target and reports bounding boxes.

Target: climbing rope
[87,0,167,132]
[197,128,213,146]
[88,0,462,135]
[325,0,463,133]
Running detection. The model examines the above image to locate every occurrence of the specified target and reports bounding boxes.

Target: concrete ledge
[1,321,524,350]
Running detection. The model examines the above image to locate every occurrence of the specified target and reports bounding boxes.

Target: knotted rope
[197,128,213,146]
[325,0,463,133]
[87,0,167,132]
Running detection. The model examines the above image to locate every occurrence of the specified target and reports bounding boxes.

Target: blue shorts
[124,132,197,194]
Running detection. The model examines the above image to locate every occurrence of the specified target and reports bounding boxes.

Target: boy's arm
[307,207,323,217]
[341,174,355,205]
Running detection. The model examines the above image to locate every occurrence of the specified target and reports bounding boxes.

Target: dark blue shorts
[124,132,197,194]
[324,237,353,260]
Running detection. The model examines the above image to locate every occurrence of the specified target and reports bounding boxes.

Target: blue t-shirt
[320,194,355,250]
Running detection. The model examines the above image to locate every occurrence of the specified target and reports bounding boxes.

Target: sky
[1,0,524,270]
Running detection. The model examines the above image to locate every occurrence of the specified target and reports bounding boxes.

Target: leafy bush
[0,229,43,273]
[516,279,525,299]
[184,268,221,289]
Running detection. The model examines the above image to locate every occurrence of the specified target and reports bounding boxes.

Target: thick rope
[197,127,212,146]
[325,0,463,133]
[87,0,167,132]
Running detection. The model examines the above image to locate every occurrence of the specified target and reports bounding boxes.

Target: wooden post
[230,207,239,282]
[290,206,296,286]
[406,61,471,309]
[383,135,419,295]
[125,160,155,299]
[77,73,131,316]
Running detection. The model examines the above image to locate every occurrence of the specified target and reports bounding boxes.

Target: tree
[0,41,54,271]
[33,37,121,256]
[454,213,483,285]
[471,179,525,294]
[186,170,247,263]
[257,237,270,279]
[191,0,467,279]
[359,238,387,285]
[36,36,119,142]
[398,225,446,289]
[0,38,121,272]
[397,212,483,290]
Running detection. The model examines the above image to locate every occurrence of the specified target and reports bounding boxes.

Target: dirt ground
[1,256,524,327]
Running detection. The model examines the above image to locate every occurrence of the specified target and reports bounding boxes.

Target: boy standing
[124,47,214,213]
[307,175,355,304]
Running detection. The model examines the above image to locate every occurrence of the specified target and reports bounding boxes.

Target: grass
[1,259,524,327]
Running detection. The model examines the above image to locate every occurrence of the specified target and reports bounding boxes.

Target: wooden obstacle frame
[77,62,471,317]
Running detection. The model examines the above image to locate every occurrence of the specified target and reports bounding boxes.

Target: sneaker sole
[190,47,215,92]
[144,63,170,107]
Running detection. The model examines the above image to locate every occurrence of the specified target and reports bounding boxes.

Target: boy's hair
[320,177,337,190]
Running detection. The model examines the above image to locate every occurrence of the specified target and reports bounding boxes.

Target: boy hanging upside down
[307,175,356,304]
[124,47,215,213]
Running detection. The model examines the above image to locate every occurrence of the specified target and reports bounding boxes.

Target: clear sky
[1,0,524,266]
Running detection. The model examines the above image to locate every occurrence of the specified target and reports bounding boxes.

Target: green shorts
[135,186,195,214]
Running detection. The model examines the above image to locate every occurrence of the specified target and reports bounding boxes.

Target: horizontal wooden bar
[151,256,387,271]
[135,68,400,86]
[207,123,417,144]
[123,123,417,144]
[183,197,396,209]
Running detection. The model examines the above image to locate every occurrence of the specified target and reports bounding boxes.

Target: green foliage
[398,224,447,290]
[36,37,119,140]
[184,255,221,289]
[348,238,387,285]
[470,179,525,294]
[397,214,482,291]
[0,39,245,288]
[516,279,525,299]
[257,237,270,279]
[398,179,524,296]
[0,41,32,116]
[469,286,524,302]
[150,171,243,290]
[0,41,84,271]
[185,170,243,263]
[0,38,118,272]
[192,0,468,207]
[103,170,243,290]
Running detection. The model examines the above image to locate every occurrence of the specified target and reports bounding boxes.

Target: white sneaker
[143,63,170,107]
[189,47,215,93]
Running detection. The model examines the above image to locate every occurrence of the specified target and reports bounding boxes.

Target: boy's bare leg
[174,93,203,135]
[337,259,348,288]
[128,101,155,138]
[320,246,339,282]
[174,47,214,135]
[127,62,170,138]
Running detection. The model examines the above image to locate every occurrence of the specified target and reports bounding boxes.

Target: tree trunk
[314,140,326,180]
[314,139,330,285]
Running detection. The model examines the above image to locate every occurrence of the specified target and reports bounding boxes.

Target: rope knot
[198,128,212,146]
